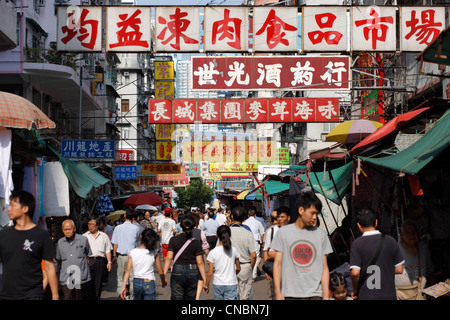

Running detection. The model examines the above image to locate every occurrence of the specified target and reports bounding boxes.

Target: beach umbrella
[0,91,56,130]
[123,192,163,207]
[107,210,126,222]
[325,119,383,145]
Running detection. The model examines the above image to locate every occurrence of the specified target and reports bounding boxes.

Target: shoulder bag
[172,237,195,265]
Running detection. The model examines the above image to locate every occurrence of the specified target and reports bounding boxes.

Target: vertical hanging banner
[106,7,151,52]
[57,6,103,51]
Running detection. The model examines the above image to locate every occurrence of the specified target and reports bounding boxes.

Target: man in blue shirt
[201,210,220,250]
[111,209,141,299]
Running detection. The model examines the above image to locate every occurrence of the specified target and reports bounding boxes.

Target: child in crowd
[329,272,353,300]
[205,225,241,300]
[121,228,166,300]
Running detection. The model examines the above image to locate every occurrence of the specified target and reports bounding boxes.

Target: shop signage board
[141,163,181,175]
[116,149,134,161]
[114,165,137,180]
[57,6,447,53]
[182,140,277,163]
[210,162,259,173]
[149,97,340,124]
[137,176,189,187]
[61,139,115,159]
[191,56,351,91]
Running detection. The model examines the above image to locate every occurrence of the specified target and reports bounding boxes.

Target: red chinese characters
[156,7,200,51]
[244,99,268,123]
[268,99,292,122]
[204,7,248,52]
[401,7,445,51]
[254,7,298,52]
[107,7,151,51]
[58,7,102,51]
[353,7,396,51]
[197,99,221,123]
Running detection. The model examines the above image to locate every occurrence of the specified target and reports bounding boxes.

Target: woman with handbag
[163,214,208,300]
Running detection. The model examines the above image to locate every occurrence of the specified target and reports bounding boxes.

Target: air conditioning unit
[39,0,45,6]
[123,72,130,76]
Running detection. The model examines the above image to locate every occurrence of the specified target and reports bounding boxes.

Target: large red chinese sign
[148,97,340,124]
[57,6,447,53]
[191,56,351,91]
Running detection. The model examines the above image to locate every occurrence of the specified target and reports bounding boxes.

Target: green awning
[264,180,290,195]
[49,146,109,198]
[359,109,450,175]
[76,162,109,187]
[416,25,450,66]
[303,162,352,205]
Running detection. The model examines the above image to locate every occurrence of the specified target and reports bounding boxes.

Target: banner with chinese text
[149,97,340,124]
[57,6,447,53]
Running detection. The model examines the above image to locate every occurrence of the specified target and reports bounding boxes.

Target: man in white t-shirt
[157,207,176,259]
[215,208,228,226]
[243,208,265,279]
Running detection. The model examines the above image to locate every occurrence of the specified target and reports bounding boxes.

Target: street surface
[100,259,272,300]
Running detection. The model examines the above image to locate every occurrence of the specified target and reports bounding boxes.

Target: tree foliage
[174,178,214,210]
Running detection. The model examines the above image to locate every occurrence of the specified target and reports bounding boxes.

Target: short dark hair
[231,206,247,223]
[356,208,377,228]
[10,190,35,218]
[276,206,290,217]
[125,208,136,220]
[295,191,322,214]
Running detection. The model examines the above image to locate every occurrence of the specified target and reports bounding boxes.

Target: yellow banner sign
[156,141,176,160]
[155,81,174,99]
[210,163,259,173]
[155,61,174,80]
[155,124,174,140]
[141,163,181,175]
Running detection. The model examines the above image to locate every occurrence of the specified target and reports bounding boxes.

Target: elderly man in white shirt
[243,207,265,279]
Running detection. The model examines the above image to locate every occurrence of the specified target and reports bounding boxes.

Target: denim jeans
[133,278,156,300]
[170,264,199,300]
[213,285,238,300]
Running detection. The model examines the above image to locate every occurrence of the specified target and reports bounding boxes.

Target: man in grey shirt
[271,191,333,300]
[56,219,93,300]
[228,206,258,300]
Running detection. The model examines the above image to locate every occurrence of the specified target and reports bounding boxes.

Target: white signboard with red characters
[253,7,298,52]
[57,6,102,52]
[400,7,446,52]
[204,7,249,52]
[303,6,348,52]
[149,98,340,124]
[351,6,397,52]
[56,6,448,53]
[155,7,200,52]
[106,7,151,52]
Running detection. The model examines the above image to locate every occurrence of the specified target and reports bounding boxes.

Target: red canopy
[123,192,163,207]
[350,107,430,155]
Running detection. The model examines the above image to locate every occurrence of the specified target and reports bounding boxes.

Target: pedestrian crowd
[0,189,440,300]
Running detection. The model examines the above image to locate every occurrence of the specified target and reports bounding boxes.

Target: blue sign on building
[61,140,115,159]
[115,166,137,180]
